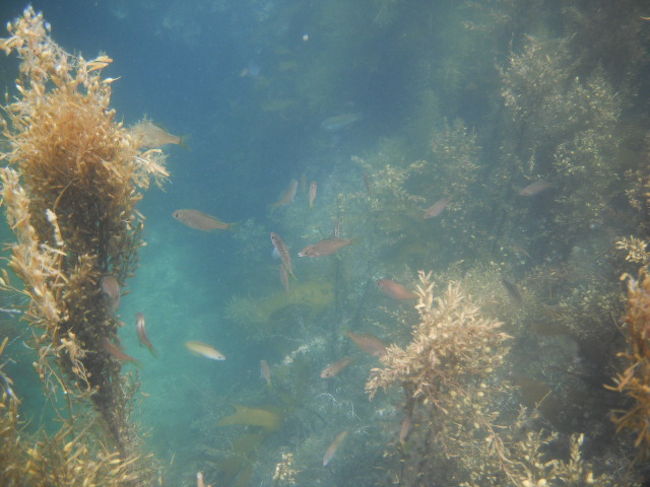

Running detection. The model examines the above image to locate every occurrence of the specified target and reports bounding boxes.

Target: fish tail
[178,134,191,150]
[147,345,158,358]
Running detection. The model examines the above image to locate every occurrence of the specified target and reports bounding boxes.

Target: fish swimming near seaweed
[185,341,226,360]
[298,238,354,258]
[103,338,138,364]
[321,113,361,131]
[422,197,451,219]
[271,232,295,278]
[320,357,353,378]
[518,180,551,196]
[260,359,272,387]
[100,275,121,311]
[217,405,281,431]
[135,312,157,357]
[172,209,233,231]
[346,331,386,357]
[130,117,185,148]
[377,279,418,300]
[308,181,318,208]
[323,430,349,466]
[271,179,298,208]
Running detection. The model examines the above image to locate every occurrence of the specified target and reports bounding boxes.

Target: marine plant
[0,7,166,484]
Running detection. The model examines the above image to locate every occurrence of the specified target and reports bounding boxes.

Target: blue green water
[0,1,649,486]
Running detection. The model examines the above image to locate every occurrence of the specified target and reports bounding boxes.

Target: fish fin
[147,345,158,358]
[225,221,239,231]
[178,134,191,150]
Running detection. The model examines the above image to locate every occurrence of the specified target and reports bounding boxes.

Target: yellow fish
[217,405,281,431]
[173,209,233,231]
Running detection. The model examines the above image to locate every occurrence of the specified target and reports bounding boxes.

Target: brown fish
[519,180,551,196]
[377,279,418,300]
[346,331,386,357]
[323,431,348,466]
[271,179,298,208]
[103,338,138,364]
[260,359,272,387]
[422,197,451,219]
[135,312,156,357]
[399,414,412,444]
[320,357,353,378]
[308,181,318,208]
[298,238,353,258]
[131,118,184,148]
[100,275,120,311]
[172,209,232,231]
[270,232,295,278]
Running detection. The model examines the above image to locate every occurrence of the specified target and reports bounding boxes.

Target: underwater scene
[0,1,649,486]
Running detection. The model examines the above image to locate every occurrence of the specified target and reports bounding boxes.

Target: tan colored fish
[260,359,272,387]
[323,430,349,466]
[320,357,353,378]
[130,117,184,148]
[308,181,318,208]
[422,197,451,219]
[100,275,120,311]
[298,238,353,258]
[270,232,295,278]
[519,180,551,196]
[103,338,138,364]
[172,209,232,231]
[399,414,412,445]
[135,312,156,357]
[346,331,386,357]
[271,179,298,208]
[185,341,226,361]
[377,279,418,300]
[196,472,206,487]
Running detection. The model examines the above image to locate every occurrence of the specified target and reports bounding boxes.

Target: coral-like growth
[0,6,166,482]
[366,270,510,403]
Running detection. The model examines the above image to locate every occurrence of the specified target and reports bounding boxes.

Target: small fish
[298,238,353,258]
[185,341,226,361]
[260,359,272,387]
[346,331,386,357]
[501,277,523,304]
[130,117,184,148]
[422,197,451,219]
[279,264,290,293]
[308,181,318,208]
[103,338,138,364]
[135,312,156,357]
[323,431,349,466]
[399,414,412,444]
[321,112,361,131]
[377,279,418,300]
[270,232,295,278]
[100,275,120,311]
[519,180,551,196]
[172,209,232,231]
[320,357,353,378]
[196,471,208,487]
[271,179,298,208]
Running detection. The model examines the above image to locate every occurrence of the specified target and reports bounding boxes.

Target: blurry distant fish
[308,181,318,208]
[321,113,361,131]
[130,117,184,148]
[260,359,272,387]
[320,357,353,378]
[103,338,138,364]
[100,275,120,311]
[185,341,226,361]
[172,209,233,231]
[422,197,451,219]
[346,331,386,357]
[239,60,261,78]
[135,312,156,357]
[196,472,206,487]
[363,172,373,195]
[279,264,290,293]
[377,279,418,300]
[271,179,299,208]
[271,232,295,278]
[323,431,349,466]
[399,414,412,445]
[501,277,523,304]
[519,180,551,196]
[298,238,354,258]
